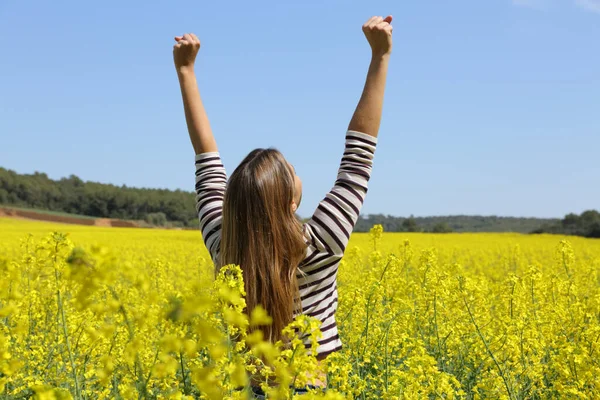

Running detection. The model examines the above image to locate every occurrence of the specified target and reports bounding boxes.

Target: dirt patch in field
[94,218,112,227]
[0,208,17,217]
[109,220,138,228]
[0,207,141,228]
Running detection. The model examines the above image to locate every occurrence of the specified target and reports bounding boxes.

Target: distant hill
[1,166,562,232]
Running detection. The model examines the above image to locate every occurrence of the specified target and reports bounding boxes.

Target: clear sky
[1,0,598,219]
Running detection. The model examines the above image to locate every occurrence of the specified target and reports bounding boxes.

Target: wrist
[176,64,196,77]
[370,52,391,62]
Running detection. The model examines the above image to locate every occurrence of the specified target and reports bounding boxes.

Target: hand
[362,16,393,57]
[173,33,201,72]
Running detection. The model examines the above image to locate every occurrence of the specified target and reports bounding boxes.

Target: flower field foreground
[1,219,600,399]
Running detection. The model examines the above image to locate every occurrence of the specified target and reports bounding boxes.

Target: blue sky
[1,0,598,219]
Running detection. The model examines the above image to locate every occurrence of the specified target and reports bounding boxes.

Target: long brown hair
[219,148,307,342]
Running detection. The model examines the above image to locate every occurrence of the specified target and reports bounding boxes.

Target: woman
[173,15,393,395]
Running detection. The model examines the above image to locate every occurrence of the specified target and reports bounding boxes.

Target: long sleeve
[297,130,377,357]
[304,130,377,259]
[194,152,227,264]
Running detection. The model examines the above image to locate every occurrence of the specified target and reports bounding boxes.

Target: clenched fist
[363,16,393,56]
[173,33,200,72]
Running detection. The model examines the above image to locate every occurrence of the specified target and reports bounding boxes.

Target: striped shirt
[194,130,377,357]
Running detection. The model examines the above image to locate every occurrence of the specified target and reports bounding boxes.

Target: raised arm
[173,33,218,154]
[347,16,393,138]
[304,16,393,258]
[174,34,225,263]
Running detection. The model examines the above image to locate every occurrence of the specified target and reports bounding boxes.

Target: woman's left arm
[174,33,218,154]
[175,33,224,261]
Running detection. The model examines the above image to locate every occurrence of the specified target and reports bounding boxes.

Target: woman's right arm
[347,15,393,139]
[305,16,393,257]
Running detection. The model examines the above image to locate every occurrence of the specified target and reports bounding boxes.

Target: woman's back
[194,130,377,357]
[175,14,392,363]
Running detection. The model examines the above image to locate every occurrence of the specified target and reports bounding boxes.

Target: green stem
[58,291,82,399]
[109,288,147,398]
[463,296,514,400]
[179,352,190,394]
[433,291,444,371]
[53,238,81,399]
[289,324,312,389]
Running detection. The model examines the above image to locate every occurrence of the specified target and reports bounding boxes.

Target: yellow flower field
[1,218,600,399]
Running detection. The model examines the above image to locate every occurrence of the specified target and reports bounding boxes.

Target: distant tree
[530,224,550,235]
[530,209,600,238]
[187,217,199,228]
[146,212,168,227]
[562,213,579,228]
[0,188,7,204]
[402,216,419,232]
[580,210,600,232]
[588,222,600,238]
[432,222,453,233]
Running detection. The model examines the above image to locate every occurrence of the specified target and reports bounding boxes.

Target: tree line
[352,214,559,234]
[0,167,198,227]
[2,167,596,237]
[530,210,600,238]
